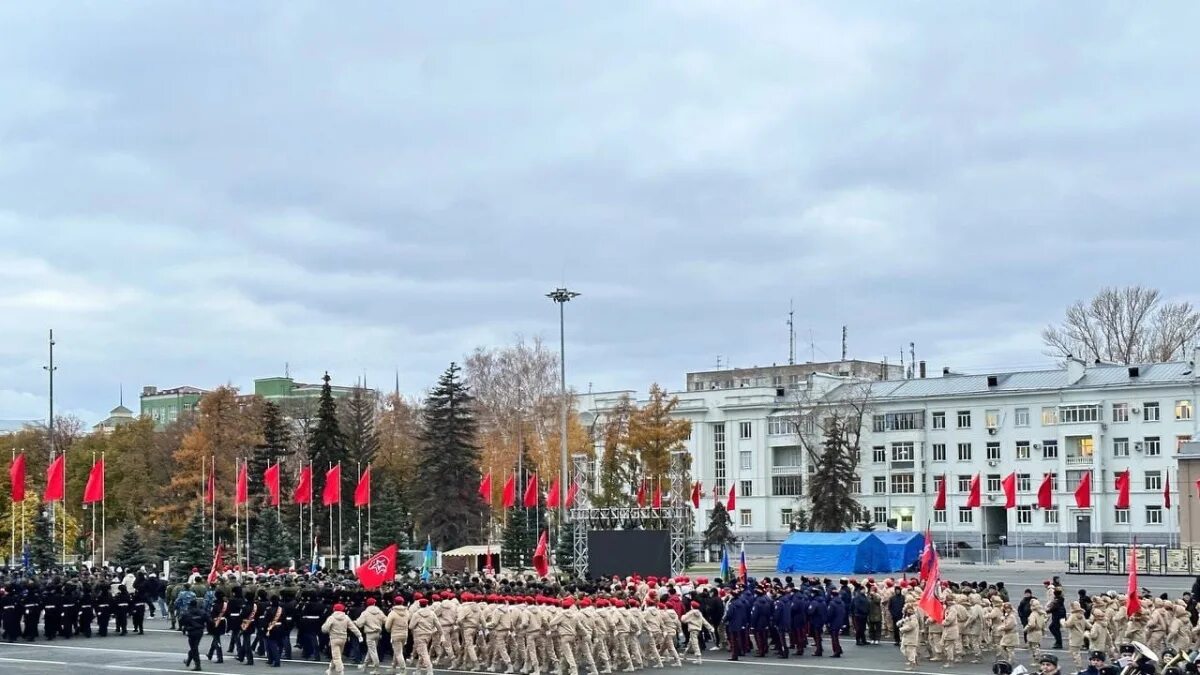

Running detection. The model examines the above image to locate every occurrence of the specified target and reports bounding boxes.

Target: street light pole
[547,288,579,521]
[43,329,62,564]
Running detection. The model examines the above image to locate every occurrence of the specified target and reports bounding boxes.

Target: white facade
[579,355,1200,546]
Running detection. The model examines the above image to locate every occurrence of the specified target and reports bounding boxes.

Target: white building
[579,354,1200,548]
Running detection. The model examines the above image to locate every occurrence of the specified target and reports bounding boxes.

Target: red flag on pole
[919,526,935,580]
[355,543,397,590]
[205,468,215,505]
[523,473,539,508]
[932,475,947,511]
[546,478,560,508]
[1037,473,1053,509]
[1074,472,1092,508]
[323,464,341,506]
[9,452,25,502]
[917,550,945,623]
[1126,543,1141,617]
[1164,472,1172,509]
[235,462,248,505]
[532,530,550,578]
[965,474,981,508]
[207,542,224,584]
[652,484,663,508]
[294,465,312,505]
[83,457,105,504]
[354,466,371,507]
[726,483,736,512]
[1001,472,1016,509]
[636,481,647,507]
[44,454,64,501]
[501,475,517,508]
[1115,470,1131,509]
[690,482,701,509]
[1194,477,1200,499]
[264,463,280,506]
[478,472,492,503]
[566,482,579,508]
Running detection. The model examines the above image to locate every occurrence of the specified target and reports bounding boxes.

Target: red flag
[484,543,494,574]
[690,482,701,509]
[566,482,579,508]
[44,454,64,501]
[294,465,313,505]
[965,474,981,508]
[1037,473,1053,510]
[207,542,224,585]
[532,530,549,578]
[323,464,341,506]
[546,478,560,508]
[918,550,945,623]
[652,484,663,508]
[1001,472,1016,509]
[235,462,248,505]
[263,463,281,506]
[1164,472,1172,509]
[82,458,105,504]
[1194,477,1200,499]
[501,475,517,508]
[726,483,736,512]
[9,453,25,502]
[1126,543,1140,617]
[356,543,397,590]
[204,469,215,505]
[636,481,647,507]
[919,527,935,580]
[523,473,539,508]
[1115,470,1131,509]
[1074,472,1092,509]
[932,475,947,511]
[478,472,492,503]
[354,466,371,507]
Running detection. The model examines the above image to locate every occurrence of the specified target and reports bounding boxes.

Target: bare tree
[1042,286,1200,364]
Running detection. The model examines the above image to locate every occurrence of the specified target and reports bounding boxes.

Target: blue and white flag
[420,536,433,582]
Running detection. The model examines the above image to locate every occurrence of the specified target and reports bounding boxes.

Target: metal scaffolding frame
[569,505,692,577]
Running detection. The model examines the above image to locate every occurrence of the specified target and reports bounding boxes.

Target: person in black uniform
[264,595,285,667]
[1,588,20,642]
[42,585,61,640]
[236,591,258,665]
[180,598,207,672]
[279,588,296,661]
[207,590,227,663]
[225,586,243,654]
[297,591,322,660]
[95,587,112,637]
[251,590,269,658]
[77,589,94,638]
[21,588,41,641]
[131,585,147,634]
[113,586,131,636]
[60,585,78,639]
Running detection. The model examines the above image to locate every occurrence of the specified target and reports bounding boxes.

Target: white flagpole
[62,444,67,566]
[367,463,372,553]
[234,457,240,569]
[298,465,304,564]
[327,461,334,569]
[9,450,14,567]
[307,461,313,566]
[357,461,362,559]
[337,461,343,569]
[101,451,106,567]
[245,459,251,570]
[91,449,96,566]
[211,454,216,555]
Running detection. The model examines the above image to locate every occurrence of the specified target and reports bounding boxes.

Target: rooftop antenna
[909,342,916,379]
[119,383,123,408]
[284,361,290,378]
[900,347,905,376]
[841,325,847,361]
[808,329,816,363]
[715,355,723,370]
[394,369,400,398]
[788,300,796,366]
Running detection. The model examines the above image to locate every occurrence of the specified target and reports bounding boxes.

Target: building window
[932,443,947,462]
[1016,441,1030,460]
[739,421,752,439]
[957,443,972,461]
[958,507,974,524]
[1058,405,1100,424]
[1042,440,1058,459]
[1016,505,1032,524]
[768,417,797,435]
[1115,508,1130,525]
[1066,470,1091,491]
[1017,473,1031,492]
[1112,403,1129,423]
[740,451,752,471]
[987,474,1001,492]
[933,509,946,524]
[740,480,753,498]
[986,442,1001,461]
[873,476,887,494]
[1179,435,1194,451]
[1145,437,1161,457]
[957,475,972,492]
[1144,402,1160,422]
[1048,472,1059,490]
[1146,506,1163,525]
[1177,400,1194,421]
[772,475,802,496]
[850,478,861,495]
[780,508,793,527]
[1015,408,1030,427]
[872,446,886,463]
[891,442,915,462]
[957,410,972,429]
[985,409,1000,428]
[1042,407,1058,426]
[873,507,887,523]
[1113,438,1129,457]
[1145,471,1162,491]
[739,509,753,527]
[1044,509,1059,525]
[932,412,946,430]
[891,474,915,494]
[713,424,726,493]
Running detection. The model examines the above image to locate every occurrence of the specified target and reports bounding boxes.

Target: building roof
[109,405,134,416]
[0,419,39,434]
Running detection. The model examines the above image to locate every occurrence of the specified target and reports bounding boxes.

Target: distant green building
[140,385,208,428]
[139,376,371,429]
[252,375,365,406]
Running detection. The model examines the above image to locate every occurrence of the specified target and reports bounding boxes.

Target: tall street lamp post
[546,288,579,521]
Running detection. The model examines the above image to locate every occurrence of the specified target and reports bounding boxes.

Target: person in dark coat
[887,587,905,646]
[94,588,112,637]
[180,598,207,672]
[724,593,749,661]
[807,592,826,657]
[751,589,772,657]
[42,586,62,640]
[791,587,809,655]
[772,589,791,658]
[1048,589,1066,649]
[827,592,846,657]
[113,587,131,636]
[21,589,41,641]
[207,590,227,663]
[1017,589,1034,643]
[60,586,78,639]
[850,587,870,646]
[224,587,244,654]
[76,589,94,639]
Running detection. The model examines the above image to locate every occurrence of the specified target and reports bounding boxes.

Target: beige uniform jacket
[322,611,364,641]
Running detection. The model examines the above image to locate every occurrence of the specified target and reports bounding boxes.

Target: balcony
[771,465,803,476]
[1065,454,1093,466]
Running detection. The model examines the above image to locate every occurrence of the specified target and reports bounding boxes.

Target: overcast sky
[1,3,1198,424]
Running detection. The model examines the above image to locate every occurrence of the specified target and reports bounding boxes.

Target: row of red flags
[931,468,1185,511]
[477,472,721,510]
[8,453,105,504]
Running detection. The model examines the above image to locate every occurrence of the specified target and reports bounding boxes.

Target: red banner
[294,465,312,505]
[83,458,105,504]
[44,454,64,502]
[354,466,371,507]
[323,464,341,506]
[264,463,280,506]
[9,453,25,502]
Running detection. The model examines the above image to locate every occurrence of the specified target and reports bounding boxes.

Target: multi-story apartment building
[579,354,1200,548]
[140,385,208,428]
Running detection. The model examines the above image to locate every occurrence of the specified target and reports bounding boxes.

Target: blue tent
[775,532,889,575]
[870,532,925,573]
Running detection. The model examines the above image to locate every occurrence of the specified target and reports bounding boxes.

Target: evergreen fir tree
[411,363,486,549]
[555,520,575,575]
[808,417,862,532]
[249,401,292,502]
[308,372,347,473]
[250,511,292,568]
[369,473,414,549]
[855,507,876,532]
[701,502,737,557]
[173,509,211,576]
[342,385,380,499]
[500,448,544,570]
[29,508,56,570]
[115,526,152,571]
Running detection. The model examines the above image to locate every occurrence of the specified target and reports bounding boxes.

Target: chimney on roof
[1129,366,1140,378]
[987,375,999,388]
[943,367,951,376]
[1066,357,1086,385]
[919,361,927,379]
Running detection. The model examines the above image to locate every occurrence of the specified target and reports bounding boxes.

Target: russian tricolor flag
[738,542,747,582]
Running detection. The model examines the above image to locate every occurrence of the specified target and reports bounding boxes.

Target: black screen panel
[587,530,671,579]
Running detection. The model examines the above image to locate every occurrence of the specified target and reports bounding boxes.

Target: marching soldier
[355,597,386,675]
[322,601,364,675]
[408,597,439,675]
[384,596,411,675]
[681,600,716,665]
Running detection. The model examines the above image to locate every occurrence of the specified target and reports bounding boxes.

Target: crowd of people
[4,564,1200,675]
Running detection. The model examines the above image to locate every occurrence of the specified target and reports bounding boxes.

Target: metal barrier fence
[1066,544,1200,575]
